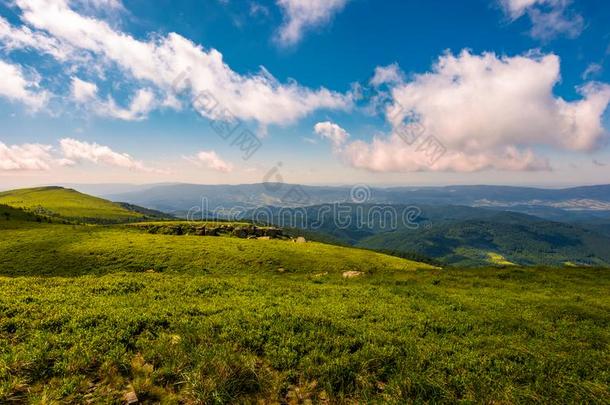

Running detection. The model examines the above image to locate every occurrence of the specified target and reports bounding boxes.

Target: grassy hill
[0,220,428,277]
[0,187,153,223]
[0,215,609,402]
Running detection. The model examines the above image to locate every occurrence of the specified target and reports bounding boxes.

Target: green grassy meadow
[0,188,609,403]
[1,218,609,403]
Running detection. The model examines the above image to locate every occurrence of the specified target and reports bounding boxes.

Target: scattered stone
[123,389,138,404]
[313,272,328,278]
[295,236,307,243]
[145,269,155,273]
[278,267,286,273]
[257,236,271,240]
[342,271,364,279]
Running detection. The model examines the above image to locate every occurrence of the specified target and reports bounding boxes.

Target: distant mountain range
[103,183,610,221]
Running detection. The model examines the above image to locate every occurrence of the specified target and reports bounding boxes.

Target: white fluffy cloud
[0,16,74,61]
[275,0,349,46]
[327,50,610,172]
[343,135,550,172]
[499,0,584,40]
[0,141,54,170]
[185,150,233,173]
[2,0,350,124]
[387,51,610,152]
[59,138,161,172]
[314,121,349,148]
[0,138,165,172]
[0,59,48,110]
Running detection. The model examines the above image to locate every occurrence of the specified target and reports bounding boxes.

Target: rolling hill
[0,187,167,223]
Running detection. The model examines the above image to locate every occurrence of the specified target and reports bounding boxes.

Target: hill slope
[0,219,608,403]
[0,204,48,224]
[0,187,155,223]
[0,220,432,277]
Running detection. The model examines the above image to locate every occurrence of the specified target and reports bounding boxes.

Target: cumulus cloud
[0,141,54,171]
[387,51,610,152]
[275,0,349,46]
[2,0,350,124]
[185,150,234,173]
[59,138,162,172]
[314,121,349,148]
[343,134,550,172]
[0,59,49,110]
[499,0,584,40]
[0,137,165,172]
[325,50,610,172]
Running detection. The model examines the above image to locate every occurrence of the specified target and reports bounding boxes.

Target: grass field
[0,187,144,223]
[1,217,609,403]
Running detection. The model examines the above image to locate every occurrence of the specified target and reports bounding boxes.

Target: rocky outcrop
[134,223,284,239]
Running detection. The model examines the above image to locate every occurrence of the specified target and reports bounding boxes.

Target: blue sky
[1,0,609,188]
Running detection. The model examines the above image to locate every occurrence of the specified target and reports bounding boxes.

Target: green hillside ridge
[0,220,430,277]
[0,187,147,223]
